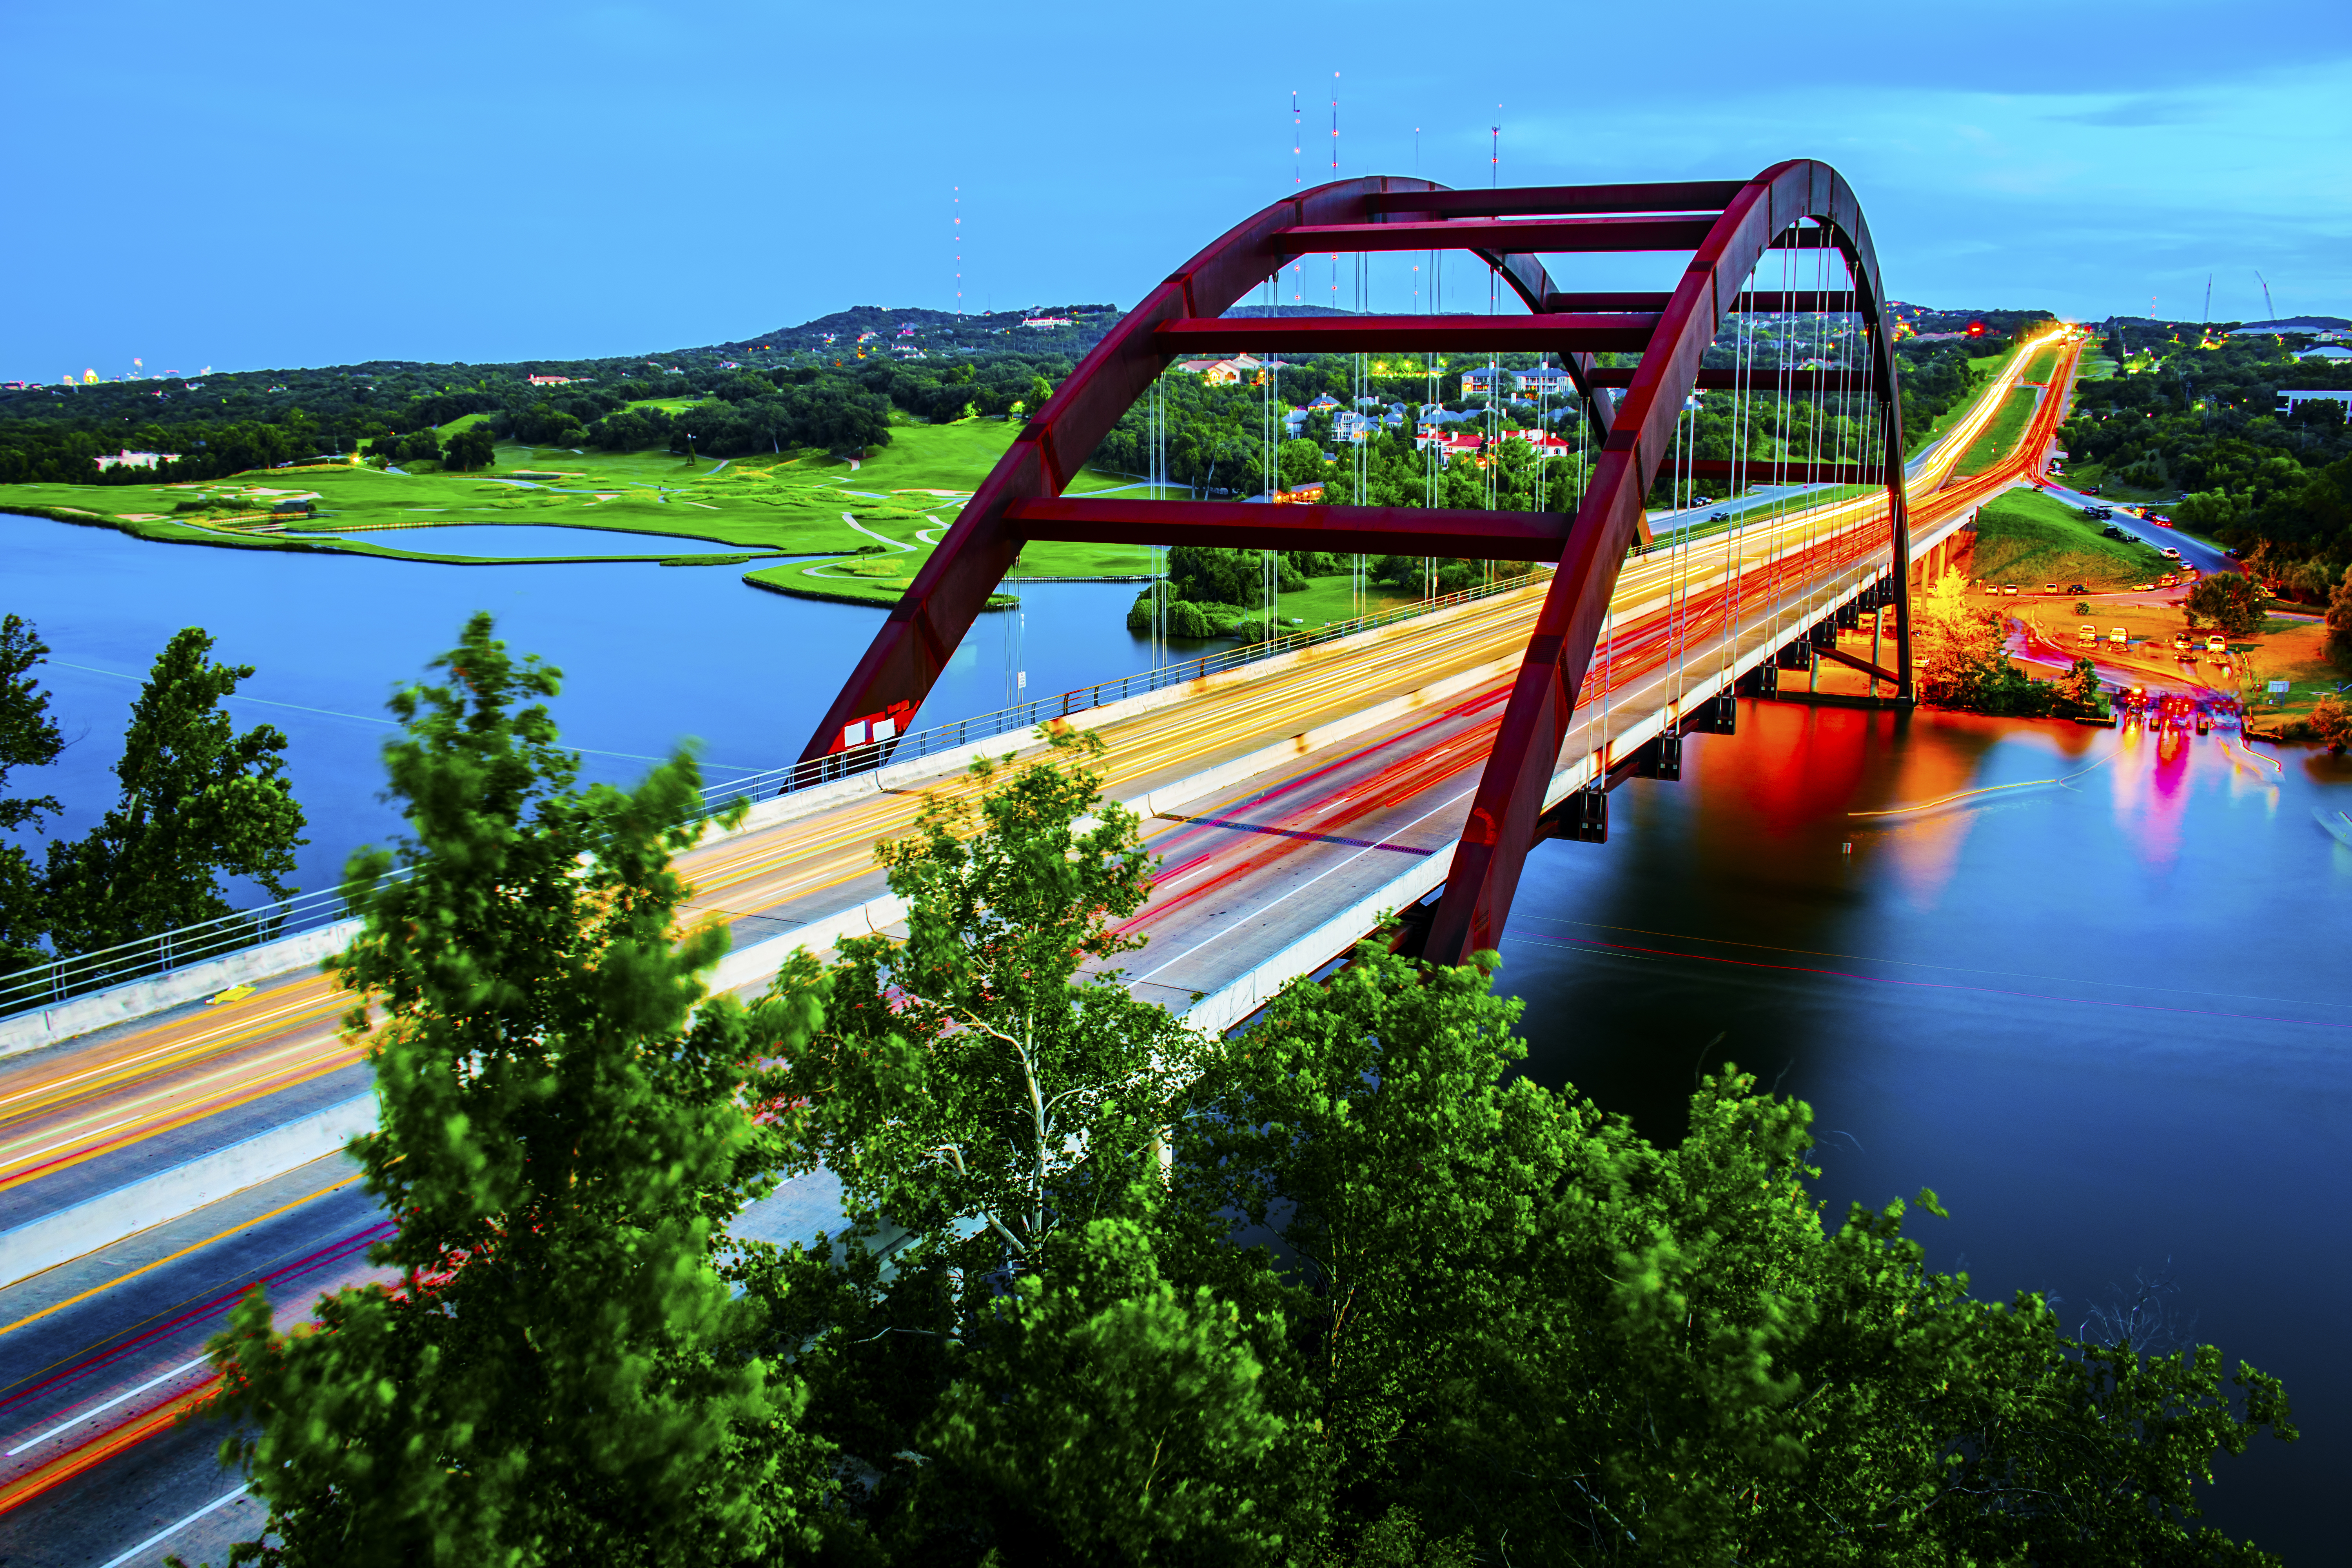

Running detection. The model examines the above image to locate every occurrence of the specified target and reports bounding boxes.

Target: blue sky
[5,0,2348,381]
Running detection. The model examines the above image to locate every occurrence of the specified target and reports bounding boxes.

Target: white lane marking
[2,1116,140,1172]
[96,1483,250,1568]
[1131,784,1478,985]
[8,1352,214,1455]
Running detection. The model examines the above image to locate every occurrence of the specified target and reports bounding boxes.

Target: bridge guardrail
[0,569,1546,1024]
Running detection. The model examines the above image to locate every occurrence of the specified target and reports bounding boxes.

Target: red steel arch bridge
[806,160,1949,963]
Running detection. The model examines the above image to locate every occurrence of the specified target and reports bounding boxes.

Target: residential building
[94,449,178,470]
[1022,316,1075,329]
[1512,366,1575,397]
[1171,353,1288,386]
[2277,388,2352,413]
[527,374,576,386]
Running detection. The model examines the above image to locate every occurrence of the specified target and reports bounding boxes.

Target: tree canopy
[209,637,2295,1567]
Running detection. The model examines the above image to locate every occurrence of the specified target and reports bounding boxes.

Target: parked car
[2136,583,2156,592]
[2002,583,2020,595]
[2156,573,2177,587]
[2207,635,2228,655]
[2172,632,2194,651]
[2077,622,2099,643]
[2109,627,2130,644]
[2067,583,2087,593]
[1984,583,2004,595]
[2042,581,2059,593]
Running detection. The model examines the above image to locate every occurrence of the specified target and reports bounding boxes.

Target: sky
[5,0,2350,382]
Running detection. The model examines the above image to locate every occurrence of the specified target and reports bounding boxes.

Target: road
[2033,475,2234,577]
[0,330,2077,1567]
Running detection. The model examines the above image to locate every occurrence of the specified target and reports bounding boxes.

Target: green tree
[768,729,1204,1291]
[1178,946,2296,1563]
[42,628,306,959]
[1278,435,1325,490]
[2183,570,2269,637]
[2309,693,2351,755]
[0,614,64,971]
[919,1218,1292,1562]
[442,424,498,470]
[2061,653,2108,713]
[2327,562,2352,673]
[207,613,828,1567]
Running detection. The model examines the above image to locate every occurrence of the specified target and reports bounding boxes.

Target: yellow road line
[0,1171,365,1338]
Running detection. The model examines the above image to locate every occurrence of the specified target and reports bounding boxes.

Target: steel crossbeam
[1155,314,1659,355]
[1005,497,1570,559]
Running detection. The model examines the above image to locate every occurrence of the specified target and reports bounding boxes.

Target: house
[1306,394,1342,413]
[527,374,575,386]
[1513,366,1575,397]
[1172,353,1272,386]
[2291,346,2352,363]
[1022,316,1076,329]
[1459,366,1507,399]
[1332,410,1378,443]
[94,449,179,471]
[1504,428,1572,459]
[2277,388,2352,414]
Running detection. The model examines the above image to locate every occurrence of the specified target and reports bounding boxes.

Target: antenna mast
[1329,72,1339,312]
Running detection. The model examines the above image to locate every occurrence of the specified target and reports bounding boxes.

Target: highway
[0,330,2078,1567]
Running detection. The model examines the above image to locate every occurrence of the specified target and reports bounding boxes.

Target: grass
[1953,387,2040,477]
[1970,488,2171,590]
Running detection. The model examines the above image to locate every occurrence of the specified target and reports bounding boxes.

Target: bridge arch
[804,160,1911,966]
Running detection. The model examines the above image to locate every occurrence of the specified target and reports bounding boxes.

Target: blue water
[1,514,1158,898]
[1500,704,2350,1557]
[283,524,754,558]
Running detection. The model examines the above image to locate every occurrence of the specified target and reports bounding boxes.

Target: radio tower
[1329,72,1339,311]
[953,185,963,317]
[1291,90,1303,303]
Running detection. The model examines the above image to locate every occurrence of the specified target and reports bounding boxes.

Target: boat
[2316,808,2352,849]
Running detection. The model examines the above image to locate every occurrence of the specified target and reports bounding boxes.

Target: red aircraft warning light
[1965,319,1987,337]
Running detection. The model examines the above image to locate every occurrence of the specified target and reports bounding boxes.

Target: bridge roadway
[0,333,2076,1556]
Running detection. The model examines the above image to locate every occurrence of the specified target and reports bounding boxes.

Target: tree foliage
[41,628,307,958]
[2182,571,2269,637]
[2323,562,2352,673]
[207,614,829,1567]
[0,614,64,971]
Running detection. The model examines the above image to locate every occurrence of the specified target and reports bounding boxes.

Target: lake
[2,514,1155,897]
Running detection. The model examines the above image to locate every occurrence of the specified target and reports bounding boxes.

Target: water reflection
[1495,700,2350,1558]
